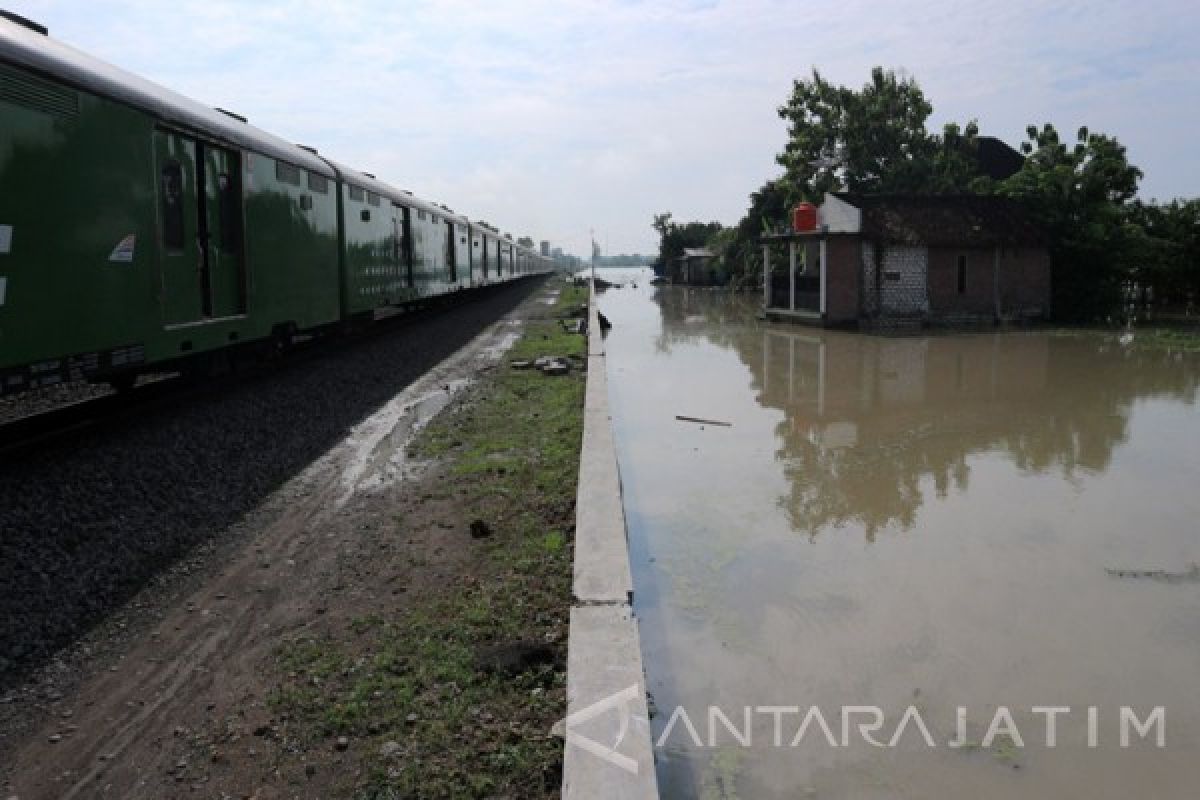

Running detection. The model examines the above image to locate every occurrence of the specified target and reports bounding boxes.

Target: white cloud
[9,0,1200,254]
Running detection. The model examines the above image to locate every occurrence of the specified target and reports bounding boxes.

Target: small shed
[677,247,715,285]
[761,193,1050,328]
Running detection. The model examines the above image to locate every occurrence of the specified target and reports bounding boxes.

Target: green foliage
[1127,198,1200,307]
[776,67,938,200]
[651,212,725,278]
[997,123,1144,320]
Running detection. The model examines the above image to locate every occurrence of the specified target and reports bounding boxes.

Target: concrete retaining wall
[561,283,659,799]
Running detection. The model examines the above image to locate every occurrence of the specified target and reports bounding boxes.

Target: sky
[8,0,1200,256]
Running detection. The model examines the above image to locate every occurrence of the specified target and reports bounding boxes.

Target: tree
[715,179,792,288]
[1128,198,1200,310]
[776,67,937,202]
[998,124,1143,320]
[651,215,724,278]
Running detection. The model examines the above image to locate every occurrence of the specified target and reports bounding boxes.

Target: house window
[957,254,967,294]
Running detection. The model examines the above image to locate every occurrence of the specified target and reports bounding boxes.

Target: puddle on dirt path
[598,269,1200,799]
[334,320,522,507]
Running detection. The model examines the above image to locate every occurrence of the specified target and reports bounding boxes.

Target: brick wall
[861,243,929,317]
[928,246,1051,320]
[928,247,996,316]
[824,236,860,323]
[999,247,1051,318]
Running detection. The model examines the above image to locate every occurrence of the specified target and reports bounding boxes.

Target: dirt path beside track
[1,278,583,799]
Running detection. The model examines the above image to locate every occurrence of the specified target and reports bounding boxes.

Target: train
[0,10,555,396]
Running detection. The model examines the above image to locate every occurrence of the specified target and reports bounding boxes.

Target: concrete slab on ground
[562,605,658,799]
[572,405,633,605]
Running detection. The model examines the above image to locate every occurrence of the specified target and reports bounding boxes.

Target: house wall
[818,194,862,233]
[999,247,1051,318]
[824,236,860,323]
[927,246,1051,319]
[928,247,996,316]
[861,243,929,317]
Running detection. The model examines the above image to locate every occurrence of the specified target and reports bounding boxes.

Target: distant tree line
[592,253,656,267]
[653,67,1199,321]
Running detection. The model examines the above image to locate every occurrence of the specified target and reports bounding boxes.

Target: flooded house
[676,247,716,285]
[762,193,1051,328]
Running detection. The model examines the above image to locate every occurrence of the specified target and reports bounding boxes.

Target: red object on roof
[793,203,818,232]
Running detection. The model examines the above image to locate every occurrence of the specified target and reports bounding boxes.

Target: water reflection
[653,285,1200,541]
[599,275,1200,799]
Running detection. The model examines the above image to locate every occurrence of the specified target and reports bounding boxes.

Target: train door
[446,222,457,283]
[400,206,414,288]
[154,130,244,324]
[467,227,475,285]
[202,145,245,318]
[390,209,403,292]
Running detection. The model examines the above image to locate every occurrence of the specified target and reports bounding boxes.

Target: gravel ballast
[0,279,545,688]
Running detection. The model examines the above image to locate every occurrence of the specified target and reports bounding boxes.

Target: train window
[275,161,301,186]
[367,191,381,207]
[348,185,364,202]
[217,172,241,250]
[417,210,426,221]
[432,215,440,225]
[308,173,329,194]
[160,160,185,251]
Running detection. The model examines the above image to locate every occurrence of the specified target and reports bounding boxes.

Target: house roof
[973,136,1026,181]
[835,194,1046,247]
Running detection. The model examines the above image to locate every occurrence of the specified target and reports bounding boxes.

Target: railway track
[0,377,185,458]
[0,278,546,459]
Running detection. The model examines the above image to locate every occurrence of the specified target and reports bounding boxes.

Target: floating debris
[560,319,586,335]
[1105,564,1200,584]
[675,415,732,427]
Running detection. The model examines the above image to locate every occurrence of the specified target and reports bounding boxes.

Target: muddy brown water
[595,269,1200,799]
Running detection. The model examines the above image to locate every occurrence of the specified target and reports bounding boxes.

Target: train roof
[318,158,472,227]
[0,16,333,177]
[1,16,548,255]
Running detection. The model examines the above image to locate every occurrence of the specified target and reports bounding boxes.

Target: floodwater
[595,268,1200,799]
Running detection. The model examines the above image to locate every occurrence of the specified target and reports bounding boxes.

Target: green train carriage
[0,13,556,397]
[0,14,340,393]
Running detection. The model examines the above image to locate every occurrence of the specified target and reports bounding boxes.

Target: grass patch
[270,279,588,798]
[1130,327,1200,353]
